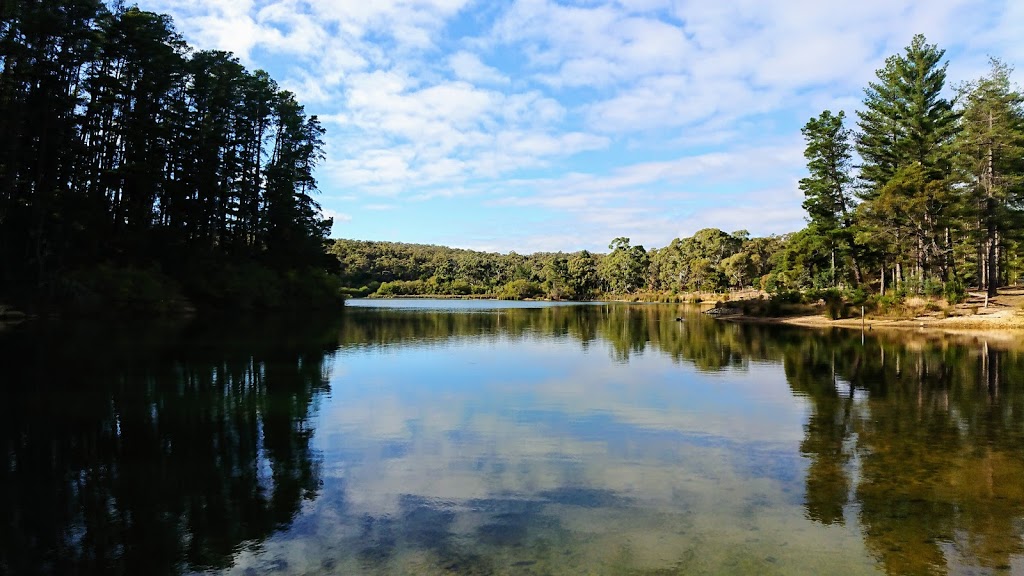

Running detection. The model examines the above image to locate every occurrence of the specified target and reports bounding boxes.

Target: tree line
[0,1,339,312]
[797,35,1023,299]
[331,231,781,300]
[334,35,1023,305]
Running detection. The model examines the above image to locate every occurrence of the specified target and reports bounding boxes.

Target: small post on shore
[861,306,865,329]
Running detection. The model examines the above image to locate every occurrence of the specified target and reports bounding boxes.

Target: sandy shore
[782,308,1024,333]
[721,305,1024,350]
[718,288,1024,343]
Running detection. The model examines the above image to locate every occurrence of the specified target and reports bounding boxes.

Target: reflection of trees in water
[786,334,1024,574]
[0,318,338,575]
[339,304,778,370]
[341,307,1024,574]
[7,305,1021,575]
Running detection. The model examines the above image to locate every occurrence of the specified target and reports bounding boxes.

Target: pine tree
[855,35,960,289]
[956,59,1024,296]
[799,110,856,286]
[0,1,338,310]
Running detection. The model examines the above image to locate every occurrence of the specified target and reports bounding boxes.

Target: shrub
[943,279,967,304]
[819,289,846,320]
[868,293,905,316]
[498,279,544,300]
[844,287,868,307]
[923,278,944,297]
[772,290,802,305]
[450,279,473,295]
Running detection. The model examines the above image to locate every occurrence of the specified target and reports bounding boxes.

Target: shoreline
[720,307,1024,342]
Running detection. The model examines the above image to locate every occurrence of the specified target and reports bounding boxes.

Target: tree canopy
[0,1,338,312]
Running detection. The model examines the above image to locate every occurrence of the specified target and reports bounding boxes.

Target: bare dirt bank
[720,288,1024,343]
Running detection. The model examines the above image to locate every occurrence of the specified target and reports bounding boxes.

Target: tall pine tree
[799,110,857,286]
[956,59,1024,295]
[856,34,960,289]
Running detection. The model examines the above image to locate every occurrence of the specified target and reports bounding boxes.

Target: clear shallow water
[2,302,1024,575]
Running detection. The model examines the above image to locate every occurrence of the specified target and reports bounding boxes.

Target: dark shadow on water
[0,314,342,575]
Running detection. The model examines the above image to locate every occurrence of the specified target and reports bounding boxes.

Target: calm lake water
[3,301,1024,575]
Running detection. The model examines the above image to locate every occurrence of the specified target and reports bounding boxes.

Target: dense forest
[331,230,778,300]
[334,35,1024,305]
[0,1,339,313]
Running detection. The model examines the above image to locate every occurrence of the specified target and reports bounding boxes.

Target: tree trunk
[831,247,836,288]
[987,208,999,298]
[986,108,998,298]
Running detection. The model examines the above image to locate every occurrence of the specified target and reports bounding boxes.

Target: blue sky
[141,0,1022,253]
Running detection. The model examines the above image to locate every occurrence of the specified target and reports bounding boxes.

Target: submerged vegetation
[0,2,340,313]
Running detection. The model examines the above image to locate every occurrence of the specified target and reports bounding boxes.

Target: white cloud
[449,51,510,85]
[138,0,1021,252]
[322,208,352,223]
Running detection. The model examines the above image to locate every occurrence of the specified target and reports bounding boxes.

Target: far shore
[350,289,1024,341]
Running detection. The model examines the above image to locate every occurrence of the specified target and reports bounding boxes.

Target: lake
[2,300,1023,575]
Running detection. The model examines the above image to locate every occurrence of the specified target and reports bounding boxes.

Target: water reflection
[787,332,1024,575]
[0,318,338,575]
[3,303,1024,574]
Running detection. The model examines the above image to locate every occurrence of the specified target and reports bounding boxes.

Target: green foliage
[0,2,335,313]
[798,109,861,289]
[184,263,342,311]
[853,34,962,294]
[956,58,1024,296]
[648,228,776,293]
[498,279,544,300]
[601,237,650,293]
[65,265,187,315]
[844,287,869,307]
[820,289,847,320]
[800,111,855,232]
[943,278,968,304]
[871,293,906,315]
[340,286,372,298]
[566,250,600,299]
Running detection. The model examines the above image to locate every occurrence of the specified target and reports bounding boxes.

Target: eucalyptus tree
[566,250,599,299]
[600,237,649,293]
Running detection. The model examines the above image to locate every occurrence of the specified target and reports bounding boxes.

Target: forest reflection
[3,304,1023,574]
[786,331,1024,574]
[0,317,340,575]
[340,303,1024,574]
